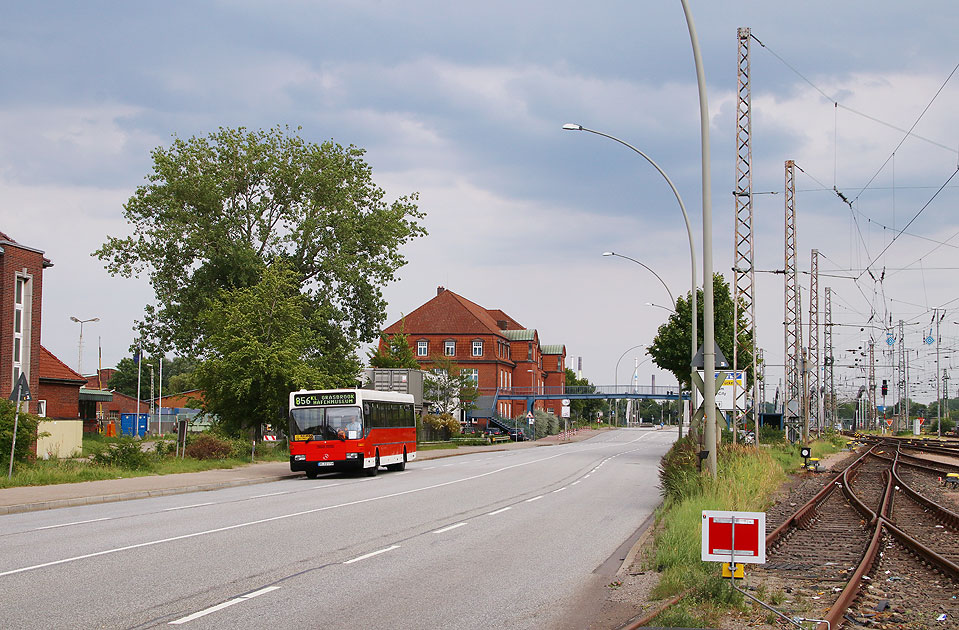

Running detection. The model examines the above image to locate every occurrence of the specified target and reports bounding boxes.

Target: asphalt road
[1,428,674,629]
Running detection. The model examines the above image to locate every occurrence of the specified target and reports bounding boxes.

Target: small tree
[0,399,43,467]
[369,328,420,369]
[424,355,479,417]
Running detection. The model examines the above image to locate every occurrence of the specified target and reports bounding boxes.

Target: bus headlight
[345,452,359,460]
[294,454,306,461]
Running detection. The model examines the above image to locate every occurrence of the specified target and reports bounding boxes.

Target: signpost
[702,510,765,578]
[7,373,32,478]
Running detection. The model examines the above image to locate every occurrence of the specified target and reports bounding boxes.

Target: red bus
[288,389,417,478]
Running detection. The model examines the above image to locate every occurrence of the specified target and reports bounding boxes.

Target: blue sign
[886,334,895,346]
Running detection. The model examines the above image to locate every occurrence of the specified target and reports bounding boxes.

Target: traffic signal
[881,380,888,397]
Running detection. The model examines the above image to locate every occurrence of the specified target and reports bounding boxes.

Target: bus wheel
[365,453,380,477]
[306,469,318,480]
[388,449,407,472]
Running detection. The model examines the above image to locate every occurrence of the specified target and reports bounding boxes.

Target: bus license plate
[316,462,334,466]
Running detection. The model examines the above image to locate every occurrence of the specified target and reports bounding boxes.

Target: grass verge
[647,432,848,626]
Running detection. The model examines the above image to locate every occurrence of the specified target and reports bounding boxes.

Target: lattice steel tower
[868,339,877,428]
[823,287,836,424]
[808,249,820,432]
[733,27,759,441]
[784,160,802,434]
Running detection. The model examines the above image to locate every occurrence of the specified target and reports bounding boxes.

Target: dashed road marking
[488,507,512,516]
[35,517,110,531]
[433,522,468,534]
[168,586,279,625]
[162,502,214,512]
[343,545,401,564]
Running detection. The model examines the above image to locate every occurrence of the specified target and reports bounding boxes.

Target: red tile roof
[39,346,85,383]
[384,289,517,337]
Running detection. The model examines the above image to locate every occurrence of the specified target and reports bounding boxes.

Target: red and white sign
[918,417,925,425]
[886,419,894,427]
[701,510,766,564]
[263,435,277,442]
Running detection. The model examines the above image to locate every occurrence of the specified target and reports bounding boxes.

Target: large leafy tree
[95,126,426,358]
[194,263,358,434]
[647,273,753,391]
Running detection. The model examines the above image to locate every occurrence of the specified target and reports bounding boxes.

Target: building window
[417,340,428,357]
[472,340,483,357]
[444,340,455,356]
[13,276,25,386]
[36,400,46,418]
[462,368,478,386]
[558,357,562,371]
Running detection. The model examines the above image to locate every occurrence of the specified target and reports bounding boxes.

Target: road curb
[0,474,299,515]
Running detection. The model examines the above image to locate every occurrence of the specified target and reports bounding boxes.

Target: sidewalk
[0,429,605,515]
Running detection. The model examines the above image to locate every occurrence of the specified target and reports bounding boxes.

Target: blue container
[120,413,149,437]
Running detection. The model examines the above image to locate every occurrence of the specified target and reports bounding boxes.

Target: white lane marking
[433,522,468,534]
[488,507,512,516]
[343,545,400,564]
[169,586,279,625]
[162,502,214,512]
[1,430,659,578]
[35,517,110,531]
[552,487,567,493]
[249,491,290,498]
[571,480,581,486]
[584,474,591,479]
[311,483,341,489]
[525,496,544,503]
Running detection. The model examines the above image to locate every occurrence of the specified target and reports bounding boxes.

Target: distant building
[0,231,52,417]
[379,287,565,422]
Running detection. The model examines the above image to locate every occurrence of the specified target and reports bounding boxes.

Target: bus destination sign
[294,392,357,407]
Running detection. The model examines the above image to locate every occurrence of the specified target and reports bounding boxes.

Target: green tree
[194,263,358,434]
[104,355,199,398]
[647,273,752,391]
[95,126,426,359]
[564,368,607,422]
[423,355,479,417]
[369,329,420,369]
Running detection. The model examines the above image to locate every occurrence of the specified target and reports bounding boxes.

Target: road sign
[701,510,766,564]
[715,371,746,411]
[263,435,277,441]
[561,406,570,418]
[886,419,894,427]
[526,411,534,425]
[561,399,570,406]
[919,417,926,425]
[7,373,31,402]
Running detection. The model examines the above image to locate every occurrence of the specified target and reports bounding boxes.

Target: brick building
[37,345,85,420]
[0,231,51,416]
[380,287,565,421]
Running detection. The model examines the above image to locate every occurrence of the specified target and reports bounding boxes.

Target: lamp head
[562,123,583,131]
[602,251,614,257]
[70,316,80,323]
[91,318,100,322]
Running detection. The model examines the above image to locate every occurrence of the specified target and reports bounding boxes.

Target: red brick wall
[0,238,46,416]
[37,380,81,419]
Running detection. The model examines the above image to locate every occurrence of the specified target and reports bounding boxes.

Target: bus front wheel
[365,453,380,477]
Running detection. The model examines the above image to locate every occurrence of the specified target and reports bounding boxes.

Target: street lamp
[69,316,99,376]
[602,252,676,308]
[614,344,650,427]
[646,302,674,314]
[564,125,698,440]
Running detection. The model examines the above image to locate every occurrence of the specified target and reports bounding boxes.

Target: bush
[184,434,234,460]
[90,439,153,470]
[0,399,44,466]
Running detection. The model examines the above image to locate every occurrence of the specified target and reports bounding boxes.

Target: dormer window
[472,340,483,357]
[444,340,456,356]
[417,340,428,357]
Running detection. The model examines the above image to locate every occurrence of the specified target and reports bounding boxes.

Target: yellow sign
[721,562,745,578]
[293,434,312,442]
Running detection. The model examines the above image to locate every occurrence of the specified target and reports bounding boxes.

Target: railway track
[753,441,959,628]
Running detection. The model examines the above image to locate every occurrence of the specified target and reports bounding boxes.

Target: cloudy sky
[3,1,957,404]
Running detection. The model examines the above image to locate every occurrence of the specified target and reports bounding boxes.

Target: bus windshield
[290,406,363,440]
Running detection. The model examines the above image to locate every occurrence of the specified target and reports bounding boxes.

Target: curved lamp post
[614,344,650,426]
[70,316,99,376]
[601,252,676,308]
[564,124,698,440]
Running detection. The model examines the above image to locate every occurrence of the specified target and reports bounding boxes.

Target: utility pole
[867,340,876,430]
[783,160,802,441]
[935,310,943,437]
[898,319,906,432]
[944,369,950,434]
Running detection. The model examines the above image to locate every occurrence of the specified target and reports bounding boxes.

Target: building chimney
[437,286,446,296]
